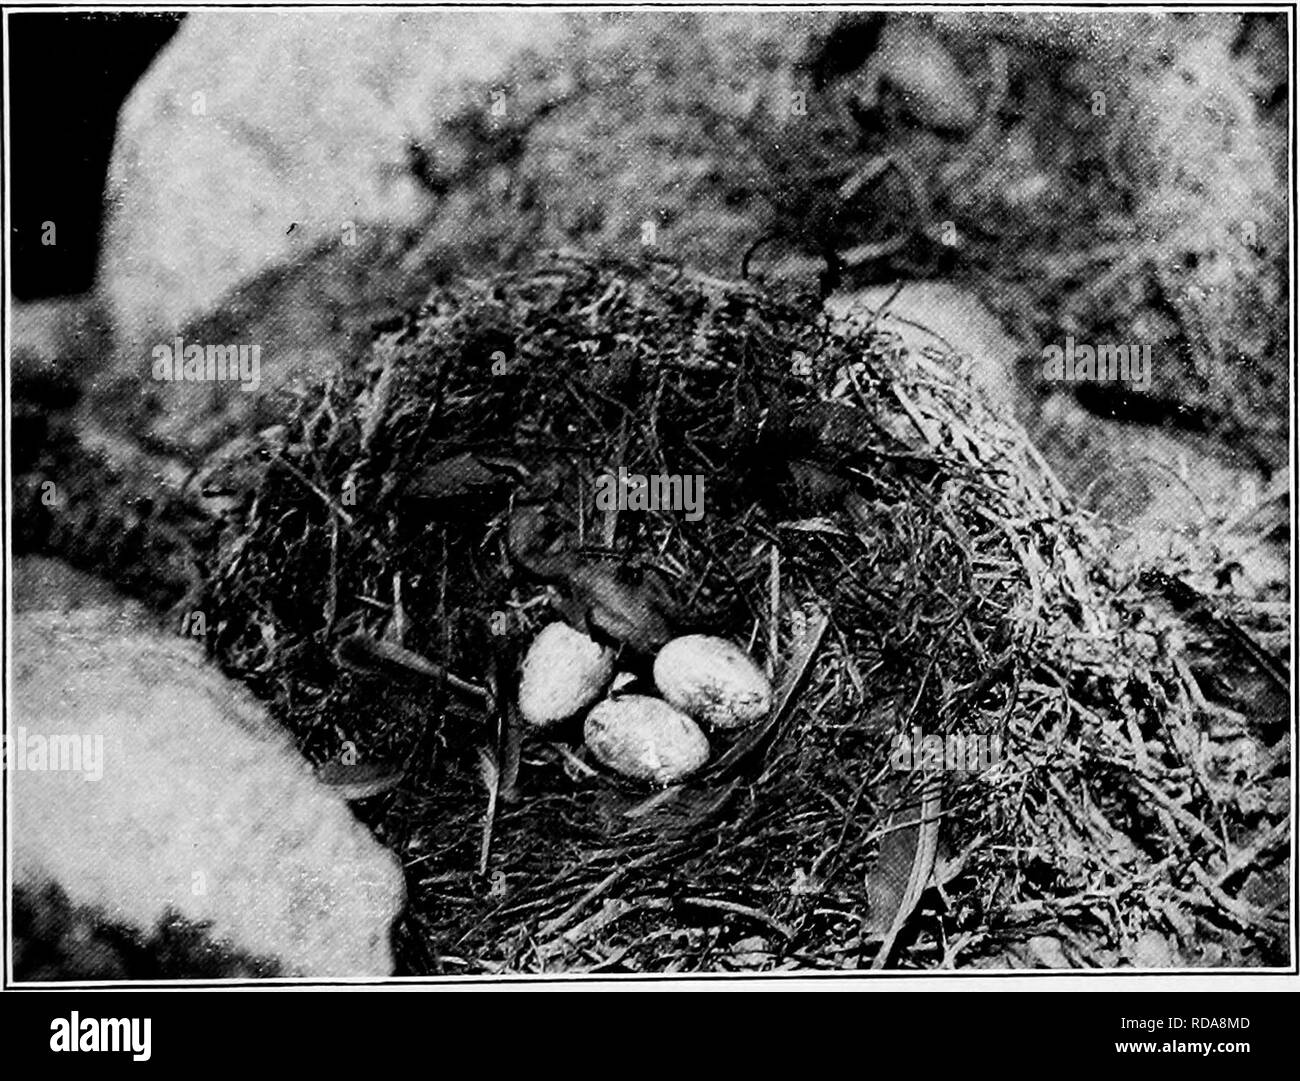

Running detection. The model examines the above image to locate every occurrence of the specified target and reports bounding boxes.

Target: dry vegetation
[186,252,1289,973]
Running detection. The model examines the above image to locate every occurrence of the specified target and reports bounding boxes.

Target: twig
[624,785,686,820]
[837,154,930,269]
[539,852,657,938]
[767,544,781,682]
[360,339,399,455]
[276,454,359,530]
[1189,863,1280,935]
[1216,819,1290,889]
[681,897,795,941]
[1143,570,1290,693]
[538,899,640,955]
[1131,775,1223,851]
[492,649,521,804]
[477,747,500,876]
[334,633,493,705]
[599,422,627,548]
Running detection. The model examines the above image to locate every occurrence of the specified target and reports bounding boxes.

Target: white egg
[583,695,710,785]
[517,622,614,728]
[653,634,772,730]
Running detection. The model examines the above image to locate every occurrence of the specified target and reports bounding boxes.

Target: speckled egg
[583,695,710,785]
[653,634,772,730]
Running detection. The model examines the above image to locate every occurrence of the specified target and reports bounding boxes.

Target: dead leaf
[314,760,405,801]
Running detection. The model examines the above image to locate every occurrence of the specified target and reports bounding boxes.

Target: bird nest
[191,250,1287,974]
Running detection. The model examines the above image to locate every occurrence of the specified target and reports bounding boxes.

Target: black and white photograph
[3,1,1295,1001]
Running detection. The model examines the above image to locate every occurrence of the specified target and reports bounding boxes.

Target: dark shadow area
[8,11,184,300]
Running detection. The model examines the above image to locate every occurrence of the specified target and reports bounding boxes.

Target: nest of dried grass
[194,251,1288,973]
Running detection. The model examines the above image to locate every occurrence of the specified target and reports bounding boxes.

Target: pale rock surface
[11,557,405,977]
[99,9,567,365]
[830,284,1273,558]
[829,281,1026,414]
[10,297,110,388]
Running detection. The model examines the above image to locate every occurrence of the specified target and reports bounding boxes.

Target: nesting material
[174,251,1287,974]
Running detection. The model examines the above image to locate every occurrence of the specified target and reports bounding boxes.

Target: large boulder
[98,9,568,367]
[11,558,405,978]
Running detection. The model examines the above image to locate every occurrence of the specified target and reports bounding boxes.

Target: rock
[845,20,979,133]
[829,281,1026,415]
[930,9,1162,59]
[11,296,110,389]
[11,586,405,977]
[98,9,569,368]
[1027,392,1280,566]
[11,554,154,628]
